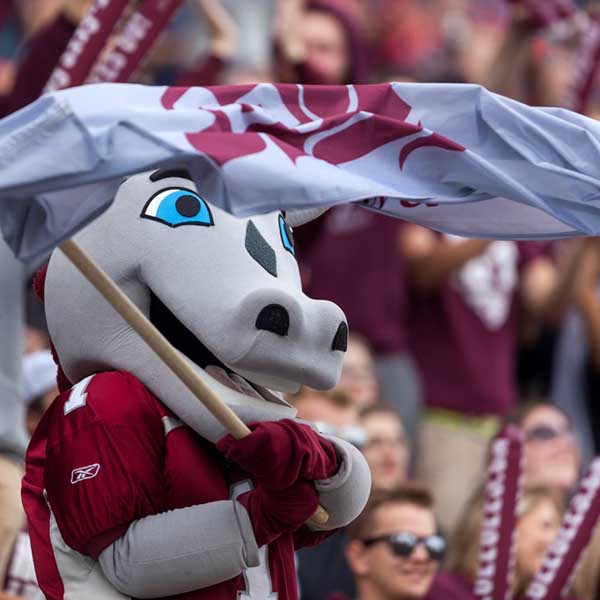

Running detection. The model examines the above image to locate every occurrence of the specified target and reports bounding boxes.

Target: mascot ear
[284,207,329,227]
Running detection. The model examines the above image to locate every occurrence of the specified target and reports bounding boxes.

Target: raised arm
[399,224,491,292]
[193,0,238,60]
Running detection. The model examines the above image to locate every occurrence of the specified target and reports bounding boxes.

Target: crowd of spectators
[3,0,600,599]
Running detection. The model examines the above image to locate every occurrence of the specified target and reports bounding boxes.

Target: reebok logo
[71,463,100,484]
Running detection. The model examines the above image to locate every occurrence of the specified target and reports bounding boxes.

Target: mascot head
[43,169,347,441]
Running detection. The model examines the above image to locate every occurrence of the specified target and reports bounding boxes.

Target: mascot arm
[218,421,371,539]
[98,500,259,598]
[307,435,372,532]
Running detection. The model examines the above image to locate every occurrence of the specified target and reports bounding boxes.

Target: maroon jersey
[23,370,308,599]
[298,204,408,355]
[408,238,542,416]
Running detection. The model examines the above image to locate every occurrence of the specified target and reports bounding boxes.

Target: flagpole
[58,238,329,525]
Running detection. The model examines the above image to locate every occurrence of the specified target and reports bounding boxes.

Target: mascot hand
[237,480,319,546]
[216,419,338,489]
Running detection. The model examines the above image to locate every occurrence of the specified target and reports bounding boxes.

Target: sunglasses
[361,532,446,561]
[524,424,572,443]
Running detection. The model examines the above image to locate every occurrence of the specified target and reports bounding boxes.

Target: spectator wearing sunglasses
[507,401,581,494]
[345,486,444,600]
[430,485,569,600]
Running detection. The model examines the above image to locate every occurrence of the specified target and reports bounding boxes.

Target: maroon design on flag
[88,0,183,84]
[44,0,133,92]
[160,84,465,168]
[562,13,600,113]
[474,426,523,600]
[525,457,600,600]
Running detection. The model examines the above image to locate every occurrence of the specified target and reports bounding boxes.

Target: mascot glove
[216,419,338,490]
[237,480,319,547]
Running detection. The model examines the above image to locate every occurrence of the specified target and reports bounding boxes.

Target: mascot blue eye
[279,214,295,256]
[141,188,213,228]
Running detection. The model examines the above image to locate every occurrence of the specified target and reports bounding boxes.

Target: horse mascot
[22,167,371,599]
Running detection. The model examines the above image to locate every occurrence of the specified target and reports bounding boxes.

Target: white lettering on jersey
[64,374,95,415]
[448,237,519,329]
[230,480,278,600]
[71,463,100,484]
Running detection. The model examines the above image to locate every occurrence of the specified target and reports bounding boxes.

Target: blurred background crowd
[2,0,600,599]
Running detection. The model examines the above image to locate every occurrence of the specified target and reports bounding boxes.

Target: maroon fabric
[0,14,75,118]
[216,419,338,490]
[45,0,131,91]
[427,572,476,600]
[23,370,319,599]
[88,0,183,83]
[297,204,408,355]
[408,239,543,416]
[237,482,319,547]
[174,54,226,87]
[474,426,523,600]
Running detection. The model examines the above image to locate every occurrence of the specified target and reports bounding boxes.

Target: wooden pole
[58,238,329,525]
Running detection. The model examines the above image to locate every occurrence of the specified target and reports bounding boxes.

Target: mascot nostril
[332,322,348,352]
[256,304,290,336]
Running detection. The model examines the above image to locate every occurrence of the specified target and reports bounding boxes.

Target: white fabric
[22,350,57,404]
[2,83,600,260]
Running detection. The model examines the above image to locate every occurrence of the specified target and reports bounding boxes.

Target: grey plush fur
[99,501,259,598]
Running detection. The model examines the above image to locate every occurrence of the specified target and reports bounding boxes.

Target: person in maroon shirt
[400,225,582,536]
[23,371,345,599]
[272,0,370,85]
[345,486,445,600]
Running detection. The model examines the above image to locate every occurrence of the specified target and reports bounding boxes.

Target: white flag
[2,81,600,260]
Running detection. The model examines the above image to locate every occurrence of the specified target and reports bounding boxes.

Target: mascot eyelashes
[22,169,371,599]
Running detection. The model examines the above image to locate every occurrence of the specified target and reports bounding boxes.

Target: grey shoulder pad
[99,500,259,598]
[311,435,372,531]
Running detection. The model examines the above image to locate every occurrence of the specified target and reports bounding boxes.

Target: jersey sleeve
[44,371,166,559]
